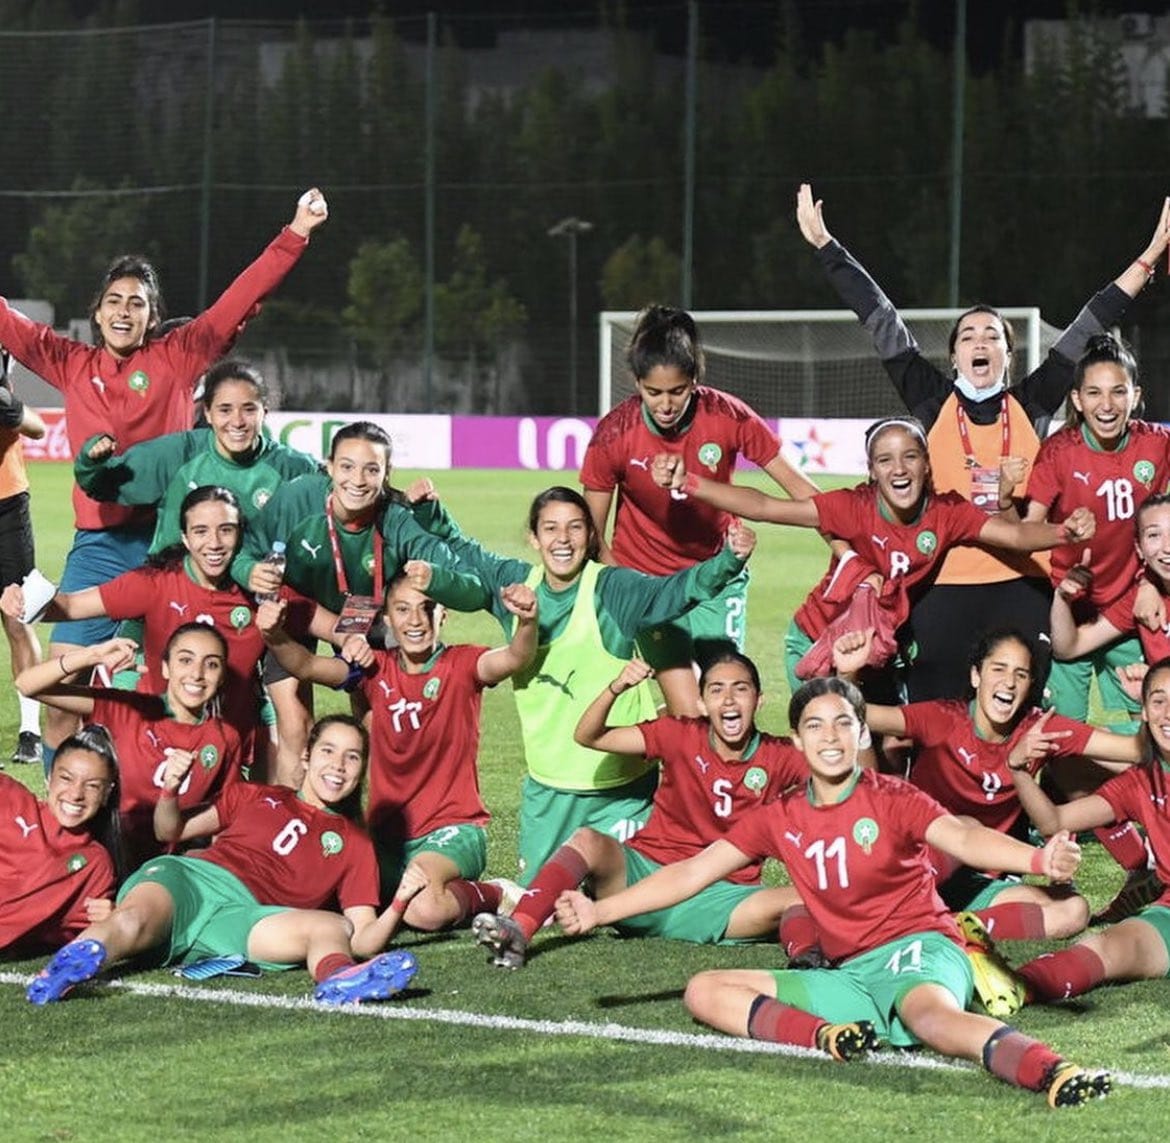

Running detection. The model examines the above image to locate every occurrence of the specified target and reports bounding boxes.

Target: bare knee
[1043,893,1090,939]
[683,971,722,1023]
[403,888,453,932]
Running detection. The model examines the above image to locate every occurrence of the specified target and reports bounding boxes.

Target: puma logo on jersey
[871,535,889,551]
[1072,471,1091,486]
[783,830,803,848]
[378,680,394,698]
[14,815,39,839]
[169,601,188,616]
[957,746,977,768]
[693,754,710,774]
[145,729,162,750]
[535,669,576,698]
[263,796,283,809]
[89,376,105,394]
[300,538,323,559]
[629,456,650,471]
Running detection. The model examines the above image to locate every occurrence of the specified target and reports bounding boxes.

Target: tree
[600,234,682,309]
[342,236,424,364]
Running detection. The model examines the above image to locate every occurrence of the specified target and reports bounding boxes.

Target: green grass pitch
[2,463,1168,1142]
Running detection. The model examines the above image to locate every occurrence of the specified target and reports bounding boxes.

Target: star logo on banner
[786,426,832,470]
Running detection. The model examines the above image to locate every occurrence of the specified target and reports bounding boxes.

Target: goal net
[598,309,1060,418]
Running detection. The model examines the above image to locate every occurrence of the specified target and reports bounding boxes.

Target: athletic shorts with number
[1045,636,1143,730]
[0,490,34,587]
[518,770,657,885]
[118,855,295,972]
[375,823,488,901]
[768,930,974,1049]
[53,527,152,646]
[637,565,748,670]
[613,848,765,944]
[938,866,1018,912]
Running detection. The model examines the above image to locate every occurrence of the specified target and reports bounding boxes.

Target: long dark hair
[626,304,704,385]
[147,485,242,572]
[53,724,128,882]
[304,714,369,822]
[526,486,601,563]
[966,627,1041,717]
[88,254,164,347]
[329,421,406,505]
[1066,333,1142,429]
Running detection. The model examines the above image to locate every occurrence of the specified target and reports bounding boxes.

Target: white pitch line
[3,970,1169,1090]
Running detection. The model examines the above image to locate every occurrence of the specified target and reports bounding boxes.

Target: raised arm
[73,430,192,506]
[1,582,105,624]
[1049,560,1123,660]
[15,637,138,715]
[256,600,351,688]
[476,584,539,685]
[574,661,654,756]
[1007,762,1116,837]
[977,506,1093,554]
[831,630,908,737]
[925,813,1081,883]
[651,455,820,528]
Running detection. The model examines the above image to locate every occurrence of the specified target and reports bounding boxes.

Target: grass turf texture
[2,463,1169,1142]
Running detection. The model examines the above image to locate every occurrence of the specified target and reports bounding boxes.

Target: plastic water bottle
[256,540,286,603]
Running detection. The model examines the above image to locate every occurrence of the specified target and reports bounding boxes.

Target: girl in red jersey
[557,676,1110,1108]
[833,627,1141,940]
[257,570,538,932]
[472,650,808,969]
[4,486,336,779]
[0,190,329,773]
[1019,334,1170,726]
[1007,659,1170,1007]
[26,715,419,1007]
[1,725,123,954]
[581,305,821,716]
[655,416,1095,699]
[15,624,243,869]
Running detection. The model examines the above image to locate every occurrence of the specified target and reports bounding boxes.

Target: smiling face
[1137,502,1170,589]
[951,310,1010,391]
[636,364,696,431]
[93,275,157,359]
[970,637,1033,735]
[699,660,761,751]
[207,379,265,460]
[793,691,862,793]
[328,438,388,522]
[1142,665,1170,760]
[182,499,241,586]
[867,426,929,521]
[300,719,366,809]
[162,628,226,718]
[529,499,592,586]
[46,748,114,831]
[385,581,440,663]
[1071,361,1139,450]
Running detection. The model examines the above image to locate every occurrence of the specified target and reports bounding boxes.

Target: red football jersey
[92,692,243,868]
[1099,574,1170,665]
[580,387,780,574]
[903,701,1095,833]
[1027,422,1170,607]
[0,774,115,949]
[795,485,987,638]
[727,769,961,962]
[194,782,379,911]
[630,716,806,883]
[359,643,491,843]
[1095,762,1170,904]
[0,228,308,529]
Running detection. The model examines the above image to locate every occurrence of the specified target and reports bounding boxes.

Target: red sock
[1017,945,1106,1002]
[446,880,504,924]
[974,902,1046,940]
[746,994,824,1048]
[512,845,590,940]
[313,952,354,983]
[1094,822,1149,872]
[779,904,819,959]
[982,1026,1063,1091]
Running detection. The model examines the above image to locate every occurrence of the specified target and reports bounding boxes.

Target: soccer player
[472,650,807,968]
[557,677,1111,1108]
[411,484,756,881]
[0,347,47,766]
[655,416,1095,697]
[833,627,1142,940]
[72,358,321,554]
[257,570,538,929]
[1,725,122,953]
[0,188,329,772]
[581,305,821,716]
[26,715,420,1007]
[1007,658,1170,1007]
[796,182,1170,701]
[230,421,486,786]
[15,625,243,869]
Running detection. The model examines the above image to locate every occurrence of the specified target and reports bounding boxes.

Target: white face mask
[953,373,1005,402]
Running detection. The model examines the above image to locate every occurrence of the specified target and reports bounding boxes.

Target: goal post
[598,308,1058,418]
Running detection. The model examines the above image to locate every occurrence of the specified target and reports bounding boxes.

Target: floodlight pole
[548,216,594,414]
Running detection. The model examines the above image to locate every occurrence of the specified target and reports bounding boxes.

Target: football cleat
[1091,867,1163,926]
[11,732,43,767]
[313,949,418,1005]
[27,938,107,1005]
[956,911,1028,1018]
[473,912,528,969]
[816,1019,878,1062]
[1045,1062,1112,1108]
[485,877,527,918]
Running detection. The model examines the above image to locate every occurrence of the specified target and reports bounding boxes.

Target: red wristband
[158,790,178,803]
[391,896,409,914]
[1136,256,1156,277]
[1029,848,1045,875]
[683,472,700,497]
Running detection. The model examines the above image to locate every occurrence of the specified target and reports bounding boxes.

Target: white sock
[18,694,40,737]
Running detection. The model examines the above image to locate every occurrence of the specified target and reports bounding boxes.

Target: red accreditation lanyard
[324,493,384,600]
[955,396,1011,467]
